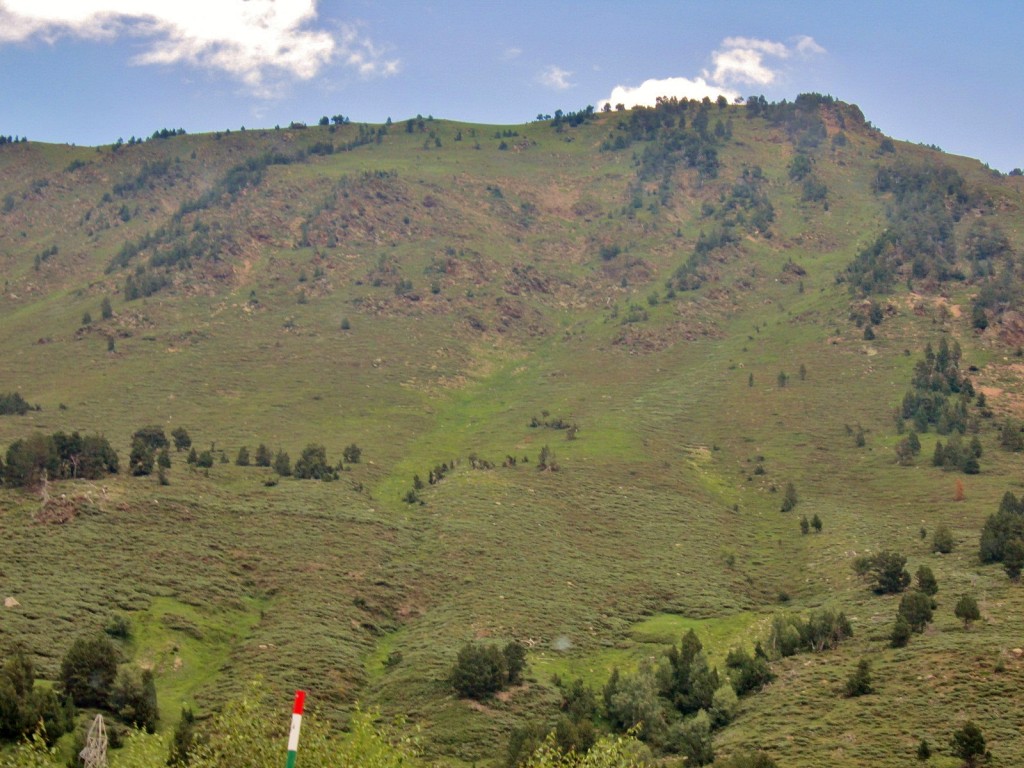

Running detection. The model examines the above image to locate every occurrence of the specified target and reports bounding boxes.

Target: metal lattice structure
[79,714,107,768]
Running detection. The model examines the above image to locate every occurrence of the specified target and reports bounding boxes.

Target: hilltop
[2,95,1024,767]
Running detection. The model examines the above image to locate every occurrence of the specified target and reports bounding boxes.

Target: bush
[342,443,362,464]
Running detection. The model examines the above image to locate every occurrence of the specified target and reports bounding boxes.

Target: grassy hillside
[2,97,1024,766]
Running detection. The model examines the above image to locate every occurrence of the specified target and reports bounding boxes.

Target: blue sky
[0,1,1020,171]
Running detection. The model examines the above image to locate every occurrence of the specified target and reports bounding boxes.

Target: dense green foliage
[3,431,118,486]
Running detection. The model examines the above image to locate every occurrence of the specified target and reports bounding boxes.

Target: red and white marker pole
[285,690,305,768]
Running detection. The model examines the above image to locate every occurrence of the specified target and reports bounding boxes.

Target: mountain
[1,95,1023,767]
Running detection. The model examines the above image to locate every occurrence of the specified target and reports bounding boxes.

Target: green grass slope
[2,99,1024,766]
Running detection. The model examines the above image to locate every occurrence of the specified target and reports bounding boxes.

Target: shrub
[342,443,362,464]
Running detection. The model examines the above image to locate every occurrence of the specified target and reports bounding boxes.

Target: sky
[0,1,1020,172]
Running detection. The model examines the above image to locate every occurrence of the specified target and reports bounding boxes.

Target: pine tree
[781,482,798,512]
[843,659,873,697]
[954,595,981,628]
[255,443,272,467]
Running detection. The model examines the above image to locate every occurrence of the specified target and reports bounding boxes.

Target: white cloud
[598,76,738,110]
[0,0,399,94]
[540,64,573,90]
[599,34,825,109]
[501,45,522,60]
[794,35,826,56]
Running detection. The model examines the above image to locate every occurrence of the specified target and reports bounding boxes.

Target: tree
[3,433,59,487]
[843,659,873,697]
[273,450,291,476]
[724,646,773,695]
[504,641,527,685]
[898,591,934,633]
[100,297,113,320]
[916,565,938,596]
[667,709,714,765]
[342,443,362,464]
[811,513,822,532]
[868,551,911,594]
[781,482,798,512]
[450,643,508,699]
[1004,537,1024,580]
[132,426,169,451]
[254,443,272,467]
[521,732,651,768]
[954,595,981,628]
[799,516,809,534]
[171,427,192,452]
[890,614,912,648]
[917,738,931,760]
[60,636,119,708]
[235,446,250,466]
[933,524,955,553]
[950,721,988,768]
[167,706,196,766]
[129,441,155,476]
[293,443,337,480]
[110,667,158,732]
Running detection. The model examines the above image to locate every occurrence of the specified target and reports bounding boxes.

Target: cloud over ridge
[0,0,398,93]
[600,34,825,110]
